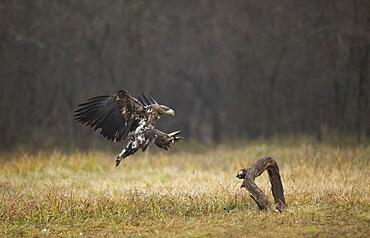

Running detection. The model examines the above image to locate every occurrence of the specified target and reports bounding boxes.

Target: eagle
[74,89,183,167]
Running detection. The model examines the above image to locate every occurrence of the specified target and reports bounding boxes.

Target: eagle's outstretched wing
[74,90,145,142]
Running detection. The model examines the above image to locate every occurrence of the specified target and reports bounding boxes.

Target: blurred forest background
[0,0,369,150]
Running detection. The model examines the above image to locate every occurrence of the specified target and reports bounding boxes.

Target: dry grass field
[0,139,369,237]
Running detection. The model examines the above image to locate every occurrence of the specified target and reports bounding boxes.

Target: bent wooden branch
[236,157,286,212]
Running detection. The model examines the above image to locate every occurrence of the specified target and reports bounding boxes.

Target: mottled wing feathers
[117,90,146,118]
[74,90,145,142]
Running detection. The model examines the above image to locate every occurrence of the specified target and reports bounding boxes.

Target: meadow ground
[0,139,369,237]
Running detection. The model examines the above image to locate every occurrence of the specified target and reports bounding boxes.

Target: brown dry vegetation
[0,140,369,237]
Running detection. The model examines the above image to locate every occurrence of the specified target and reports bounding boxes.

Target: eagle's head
[151,104,175,116]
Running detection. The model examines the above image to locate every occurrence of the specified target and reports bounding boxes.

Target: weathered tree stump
[236,157,286,212]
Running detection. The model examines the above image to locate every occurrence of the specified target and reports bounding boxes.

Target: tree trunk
[236,157,286,212]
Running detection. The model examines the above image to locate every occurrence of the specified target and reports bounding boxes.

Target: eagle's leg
[115,139,140,167]
[168,131,184,143]
[141,138,151,152]
[115,148,127,167]
[150,130,183,150]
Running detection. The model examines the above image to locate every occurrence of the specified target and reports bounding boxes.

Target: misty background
[1,0,369,150]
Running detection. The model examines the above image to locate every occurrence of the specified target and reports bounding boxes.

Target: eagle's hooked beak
[166,109,175,116]
[159,105,175,116]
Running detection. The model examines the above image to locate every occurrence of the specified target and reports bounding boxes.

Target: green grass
[0,141,369,237]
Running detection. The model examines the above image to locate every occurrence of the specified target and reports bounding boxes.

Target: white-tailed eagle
[74,90,182,166]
